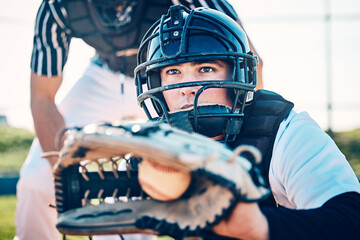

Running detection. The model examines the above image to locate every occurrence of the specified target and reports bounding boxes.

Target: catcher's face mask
[135,5,258,142]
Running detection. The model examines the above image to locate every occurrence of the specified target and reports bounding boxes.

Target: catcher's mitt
[53,121,269,239]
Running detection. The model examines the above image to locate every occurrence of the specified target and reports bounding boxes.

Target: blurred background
[0,0,359,239]
[1,0,360,132]
[231,0,360,133]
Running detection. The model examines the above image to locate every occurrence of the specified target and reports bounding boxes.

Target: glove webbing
[55,156,145,213]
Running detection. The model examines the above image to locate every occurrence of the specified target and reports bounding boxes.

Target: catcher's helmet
[135,5,258,142]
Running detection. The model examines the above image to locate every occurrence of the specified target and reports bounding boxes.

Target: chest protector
[229,90,294,207]
[49,0,173,76]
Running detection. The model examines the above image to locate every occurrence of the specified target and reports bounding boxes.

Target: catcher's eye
[199,66,214,73]
[166,69,180,75]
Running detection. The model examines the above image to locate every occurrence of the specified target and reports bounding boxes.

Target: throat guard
[160,105,244,140]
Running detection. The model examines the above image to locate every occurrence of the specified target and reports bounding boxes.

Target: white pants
[15,64,154,240]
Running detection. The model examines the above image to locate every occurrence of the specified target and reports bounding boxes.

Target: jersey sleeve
[269,110,360,209]
[261,192,360,240]
[263,110,360,239]
[30,1,71,77]
[173,0,239,20]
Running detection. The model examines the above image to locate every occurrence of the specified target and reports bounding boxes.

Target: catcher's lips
[56,181,235,236]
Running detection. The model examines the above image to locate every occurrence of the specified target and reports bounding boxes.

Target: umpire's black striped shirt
[30,0,239,77]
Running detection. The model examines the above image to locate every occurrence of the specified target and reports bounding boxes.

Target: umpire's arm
[30,72,65,167]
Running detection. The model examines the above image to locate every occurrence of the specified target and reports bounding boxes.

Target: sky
[0,0,359,132]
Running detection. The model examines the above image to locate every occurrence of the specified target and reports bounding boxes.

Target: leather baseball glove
[53,121,269,239]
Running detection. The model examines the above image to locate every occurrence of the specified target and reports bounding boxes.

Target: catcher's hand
[53,121,269,239]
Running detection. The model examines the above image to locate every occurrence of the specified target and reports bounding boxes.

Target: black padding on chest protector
[57,0,172,76]
[229,90,294,206]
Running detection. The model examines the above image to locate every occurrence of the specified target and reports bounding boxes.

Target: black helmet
[135,5,258,143]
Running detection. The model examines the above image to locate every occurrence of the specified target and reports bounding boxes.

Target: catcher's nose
[180,85,201,97]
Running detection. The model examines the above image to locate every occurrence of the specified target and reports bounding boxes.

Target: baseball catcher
[53,121,269,239]
[52,4,360,240]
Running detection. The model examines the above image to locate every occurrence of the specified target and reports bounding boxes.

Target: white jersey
[269,110,360,209]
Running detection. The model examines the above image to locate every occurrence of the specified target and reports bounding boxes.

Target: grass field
[0,195,16,239]
[0,126,359,239]
[0,127,34,176]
